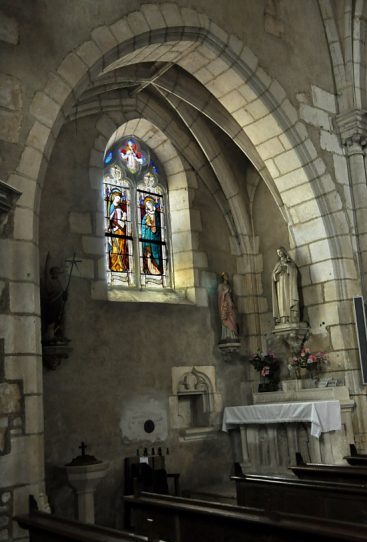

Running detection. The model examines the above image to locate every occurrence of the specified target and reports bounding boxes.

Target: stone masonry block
[309,259,335,283]
[163,156,183,176]
[76,40,102,68]
[27,122,53,154]
[246,97,273,121]
[221,90,247,114]
[25,395,44,434]
[96,115,117,139]
[30,92,60,129]
[168,172,187,191]
[193,251,208,269]
[110,18,134,43]
[0,240,38,282]
[320,130,343,154]
[281,181,315,207]
[303,284,323,305]
[44,73,72,106]
[274,147,306,175]
[57,53,88,88]
[172,231,198,252]
[330,324,356,351]
[175,268,198,288]
[257,137,284,161]
[16,146,44,181]
[91,26,118,54]
[127,11,150,35]
[309,239,332,263]
[292,217,327,246]
[308,301,340,328]
[89,167,103,190]
[4,356,41,395]
[9,282,40,314]
[245,114,283,145]
[324,279,361,302]
[1,435,44,487]
[141,4,166,29]
[185,287,208,307]
[333,154,348,185]
[200,270,217,289]
[169,190,189,212]
[282,99,298,126]
[173,250,194,271]
[94,135,108,152]
[13,207,35,241]
[299,103,331,130]
[0,11,19,44]
[240,46,258,75]
[161,3,183,26]
[0,383,21,414]
[90,148,103,168]
[290,199,320,224]
[181,7,200,27]
[0,314,41,355]
[13,180,34,218]
[276,165,315,192]
[312,85,336,113]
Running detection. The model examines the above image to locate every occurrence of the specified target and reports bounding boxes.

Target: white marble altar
[227,381,355,474]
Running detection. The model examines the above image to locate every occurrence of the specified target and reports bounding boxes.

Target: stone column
[336,110,367,296]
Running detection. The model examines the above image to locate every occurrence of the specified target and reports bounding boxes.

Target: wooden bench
[124,491,367,542]
[232,472,367,524]
[16,510,160,542]
[290,451,367,481]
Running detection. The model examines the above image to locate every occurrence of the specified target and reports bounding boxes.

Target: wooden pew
[232,472,367,524]
[124,491,367,542]
[291,452,367,483]
[16,510,157,542]
[344,444,367,466]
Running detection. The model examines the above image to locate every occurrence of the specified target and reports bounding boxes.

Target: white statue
[272,247,300,325]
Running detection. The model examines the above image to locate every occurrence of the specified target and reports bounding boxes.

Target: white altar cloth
[222,400,341,438]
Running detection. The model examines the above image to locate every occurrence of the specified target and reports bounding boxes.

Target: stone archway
[1,4,359,529]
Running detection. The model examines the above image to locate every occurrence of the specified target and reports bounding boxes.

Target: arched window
[103,136,170,289]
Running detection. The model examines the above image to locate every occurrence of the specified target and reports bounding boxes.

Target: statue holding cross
[41,252,81,343]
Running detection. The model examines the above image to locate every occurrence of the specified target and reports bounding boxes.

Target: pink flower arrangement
[291,347,327,374]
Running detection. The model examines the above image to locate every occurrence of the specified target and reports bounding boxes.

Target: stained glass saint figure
[141,196,162,275]
[108,188,129,272]
[120,139,145,174]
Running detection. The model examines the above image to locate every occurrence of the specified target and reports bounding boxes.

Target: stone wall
[1,1,367,539]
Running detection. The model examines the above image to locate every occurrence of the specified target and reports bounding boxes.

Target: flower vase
[296,366,308,379]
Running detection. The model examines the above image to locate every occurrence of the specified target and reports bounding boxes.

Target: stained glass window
[103,137,170,289]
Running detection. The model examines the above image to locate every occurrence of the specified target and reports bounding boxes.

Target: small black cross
[79,442,87,456]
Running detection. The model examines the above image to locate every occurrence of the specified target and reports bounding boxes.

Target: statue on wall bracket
[270,247,308,354]
[41,252,80,370]
[217,272,241,360]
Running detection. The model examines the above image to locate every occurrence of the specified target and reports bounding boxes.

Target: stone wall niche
[169,366,222,442]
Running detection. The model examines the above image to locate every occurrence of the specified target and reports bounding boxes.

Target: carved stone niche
[169,366,223,442]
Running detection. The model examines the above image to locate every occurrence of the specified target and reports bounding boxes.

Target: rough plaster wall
[40,118,241,526]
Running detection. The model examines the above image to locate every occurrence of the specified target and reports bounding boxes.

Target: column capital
[335,109,367,151]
